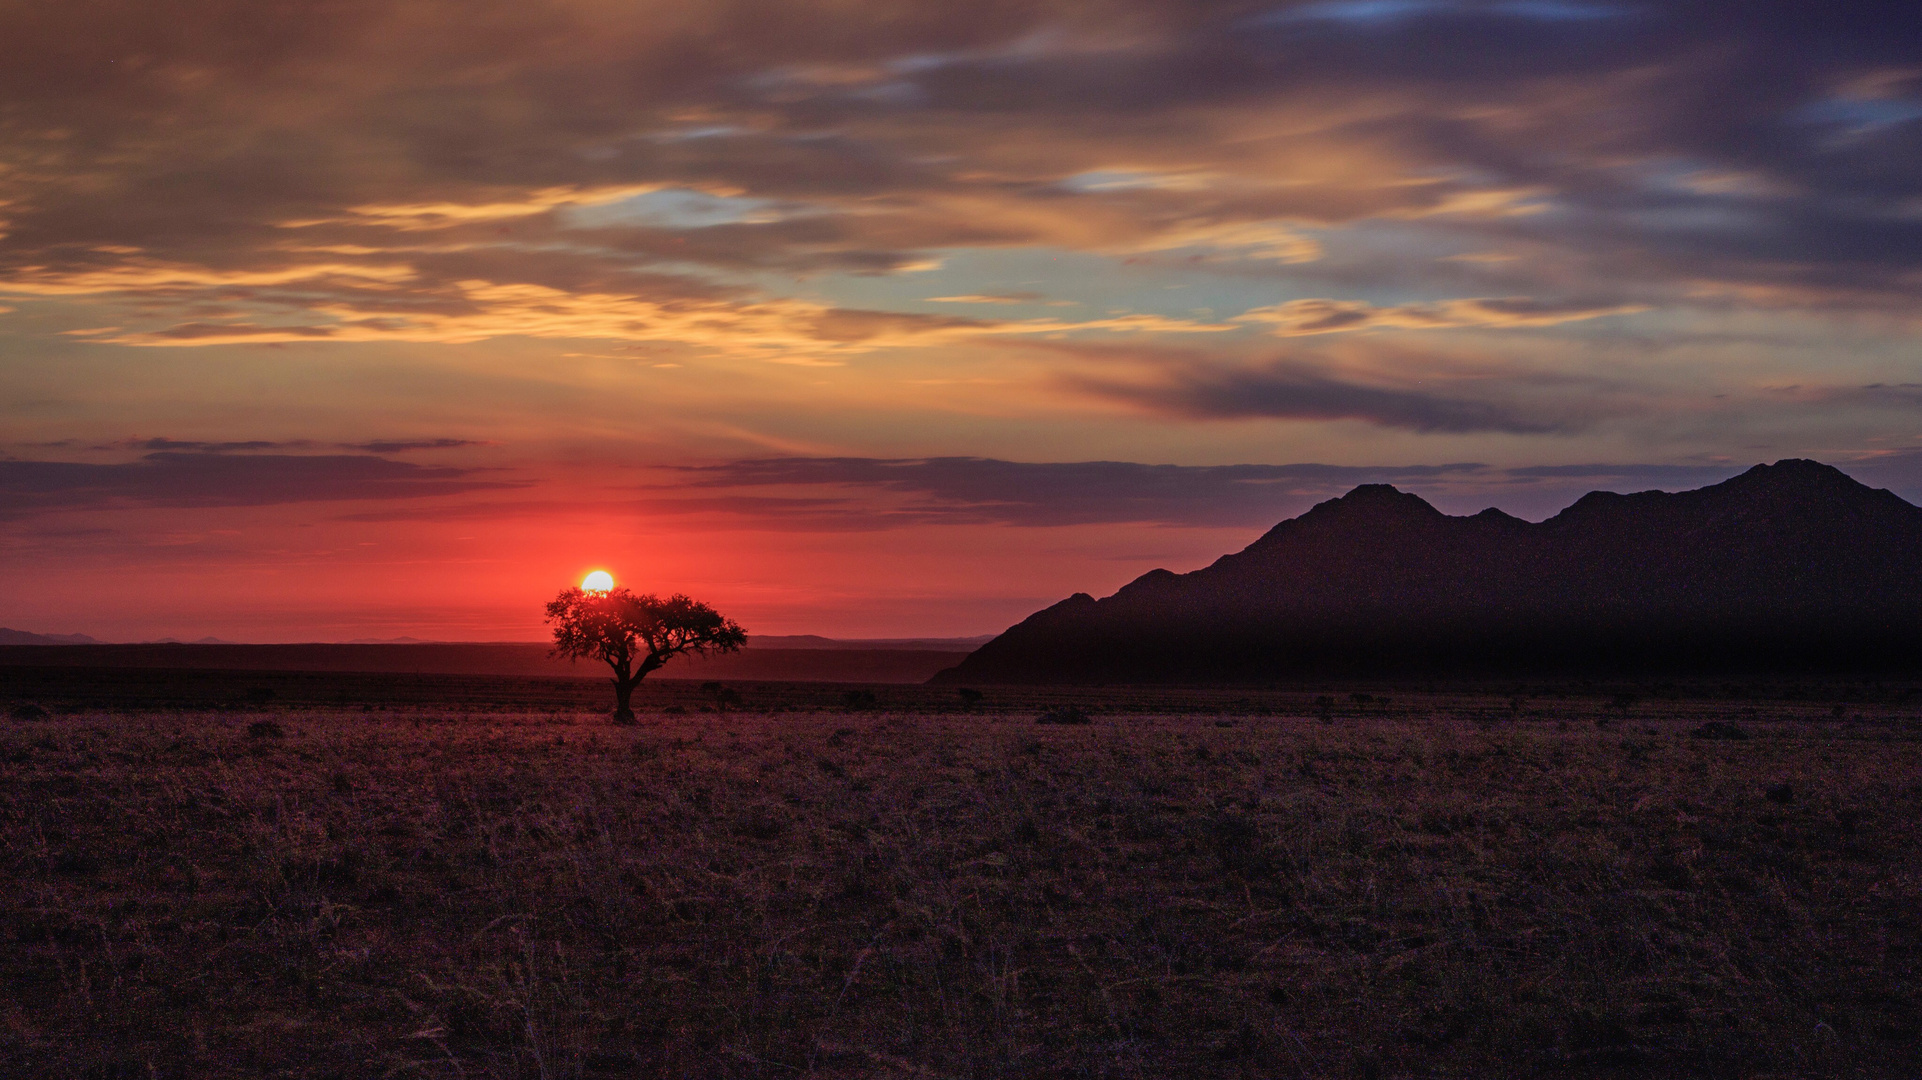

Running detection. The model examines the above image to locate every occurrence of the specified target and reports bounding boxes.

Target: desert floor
[2,674,1918,1078]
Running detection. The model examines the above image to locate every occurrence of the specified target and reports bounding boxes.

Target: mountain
[0,628,101,645]
[933,460,1922,683]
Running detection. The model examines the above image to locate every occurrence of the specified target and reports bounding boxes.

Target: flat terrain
[0,641,973,684]
[2,675,1919,1078]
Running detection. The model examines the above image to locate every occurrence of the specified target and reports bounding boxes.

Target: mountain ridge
[933,460,1922,683]
[0,628,102,646]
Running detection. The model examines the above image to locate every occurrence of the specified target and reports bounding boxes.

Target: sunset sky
[4,0,1921,641]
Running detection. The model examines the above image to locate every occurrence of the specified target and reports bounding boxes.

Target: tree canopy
[546,587,746,723]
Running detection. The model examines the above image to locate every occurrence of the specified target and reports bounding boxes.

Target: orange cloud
[1236,297,1646,336]
[33,271,1231,358]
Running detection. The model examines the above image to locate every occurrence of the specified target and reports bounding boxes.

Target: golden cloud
[33,269,1231,359]
[1236,297,1646,336]
[0,261,417,295]
[1115,219,1323,264]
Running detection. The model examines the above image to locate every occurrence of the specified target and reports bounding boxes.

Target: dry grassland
[2,687,1918,1078]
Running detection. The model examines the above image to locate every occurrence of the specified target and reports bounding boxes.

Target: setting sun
[581,570,614,592]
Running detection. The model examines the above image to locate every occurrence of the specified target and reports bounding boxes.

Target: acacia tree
[546,587,747,723]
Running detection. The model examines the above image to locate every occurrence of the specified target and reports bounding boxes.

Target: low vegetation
[1,679,1918,1077]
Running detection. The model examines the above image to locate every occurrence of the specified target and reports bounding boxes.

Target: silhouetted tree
[546,587,746,723]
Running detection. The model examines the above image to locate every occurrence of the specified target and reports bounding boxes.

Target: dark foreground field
[3,676,1920,1078]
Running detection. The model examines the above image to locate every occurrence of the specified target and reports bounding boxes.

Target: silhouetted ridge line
[932,460,1922,683]
[0,628,101,645]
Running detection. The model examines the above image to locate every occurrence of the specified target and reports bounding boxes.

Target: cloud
[643,451,1922,530]
[1,0,1920,368]
[1853,383,1922,406]
[103,437,307,453]
[1821,447,1922,503]
[1067,358,1582,433]
[1236,296,1645,335]
[17,252,1227,357]
[1501,462,1750,485]
[926,292,1066,304]
[344,438,490,454]
[0,452,520,517]
[656,455,1492,528]
[1479,456,1922,518]
[1258,1,1630,27]
[92,437,487,454]
[1114,219,1325,264]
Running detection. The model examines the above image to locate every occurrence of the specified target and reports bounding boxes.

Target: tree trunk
[612,676,639,725]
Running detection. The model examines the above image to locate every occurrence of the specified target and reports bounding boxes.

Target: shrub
[1036,705,1092,725]
[246,720,285,739]
[8,703,51,721]
[700,681,740,710]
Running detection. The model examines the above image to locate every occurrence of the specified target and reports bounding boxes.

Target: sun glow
[581,570,614,592]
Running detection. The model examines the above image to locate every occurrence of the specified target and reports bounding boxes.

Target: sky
[3,0,1921,641]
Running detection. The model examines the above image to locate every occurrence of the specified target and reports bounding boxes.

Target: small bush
[956,687,984,706]
[246,720,286,739]
[1036,705,1092,725]
[1691,721,1750,740]
[842,690,878,711]
[8,703,51,721]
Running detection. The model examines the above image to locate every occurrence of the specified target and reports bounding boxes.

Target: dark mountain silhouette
[0,628,101,645]
[933,460,1922,683]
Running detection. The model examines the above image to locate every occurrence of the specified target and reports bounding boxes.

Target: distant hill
[0,628,101,645]
[934,460,1922,683]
